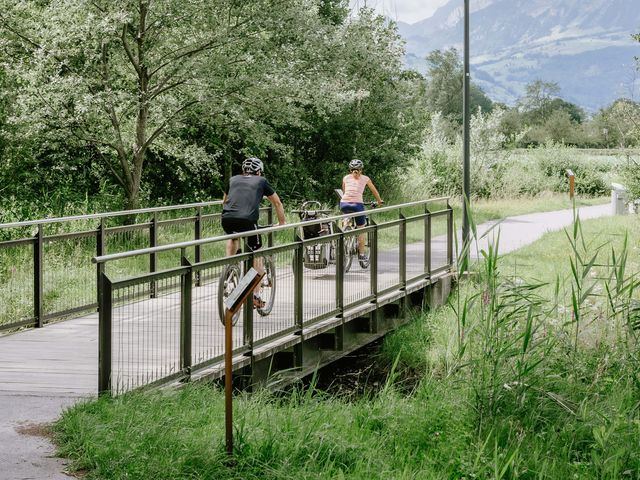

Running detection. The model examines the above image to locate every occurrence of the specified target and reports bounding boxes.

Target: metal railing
[0,201,273,332]
[93,198,454,395]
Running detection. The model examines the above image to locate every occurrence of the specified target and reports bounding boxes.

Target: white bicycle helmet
[242,157,264,174]
[349,158,364,170]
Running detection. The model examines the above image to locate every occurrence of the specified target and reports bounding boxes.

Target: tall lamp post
[461,0,471,270]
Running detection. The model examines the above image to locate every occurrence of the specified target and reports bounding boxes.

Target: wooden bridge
[0,198,454,397]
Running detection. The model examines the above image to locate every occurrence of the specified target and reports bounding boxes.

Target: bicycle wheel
[218,263,242,326]
[342,225,355,272]
[359,230,371,269]
[256,256,276,316]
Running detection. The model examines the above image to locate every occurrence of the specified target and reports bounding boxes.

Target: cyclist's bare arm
[267,192,286,225]
[366,180,384,206]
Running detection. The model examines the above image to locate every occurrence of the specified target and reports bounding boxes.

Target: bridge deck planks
[0,242,449,396]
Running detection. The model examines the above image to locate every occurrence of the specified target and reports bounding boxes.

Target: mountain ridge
[396,0,640,111]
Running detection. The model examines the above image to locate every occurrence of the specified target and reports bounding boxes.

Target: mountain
[396,0,640,111]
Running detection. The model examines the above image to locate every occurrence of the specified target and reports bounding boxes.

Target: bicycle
[340,201,378,272]
[294,200,377,273]
[293,201,338,270]
[217,229,276,326]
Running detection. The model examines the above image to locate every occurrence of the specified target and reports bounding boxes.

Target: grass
[52,211,640,478]
[467,193,608,223]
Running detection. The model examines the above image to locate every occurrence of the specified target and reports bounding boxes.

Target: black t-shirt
[222,174,275,223]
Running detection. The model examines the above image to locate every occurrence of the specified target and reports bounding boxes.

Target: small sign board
[224,267,263,312]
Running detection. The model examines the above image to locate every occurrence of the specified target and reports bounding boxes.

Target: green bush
[622,157,640,200]
[402,123,623,200]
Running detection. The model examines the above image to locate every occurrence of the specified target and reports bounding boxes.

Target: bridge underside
[175,273,453,391]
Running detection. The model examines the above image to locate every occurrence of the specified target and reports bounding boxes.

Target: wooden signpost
[566,169,575,199]
[223,267,264,456]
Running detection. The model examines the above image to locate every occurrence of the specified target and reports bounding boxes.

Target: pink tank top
[342,173,369,203]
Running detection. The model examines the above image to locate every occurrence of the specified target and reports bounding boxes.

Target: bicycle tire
[256,256,276,316]
[218,263,242,326]
[343,225,355,272]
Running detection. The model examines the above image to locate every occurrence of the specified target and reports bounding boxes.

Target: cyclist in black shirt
[222,157,285,306]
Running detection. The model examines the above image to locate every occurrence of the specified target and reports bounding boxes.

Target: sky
[349,0,450,24]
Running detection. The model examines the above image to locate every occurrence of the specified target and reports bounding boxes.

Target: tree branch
[142,100,197,152]
[121,24,141,76]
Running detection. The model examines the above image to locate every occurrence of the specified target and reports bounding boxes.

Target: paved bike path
[0,202,612,480]
[466,203,611,258]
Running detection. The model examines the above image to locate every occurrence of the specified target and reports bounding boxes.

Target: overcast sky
[350,0,450,24]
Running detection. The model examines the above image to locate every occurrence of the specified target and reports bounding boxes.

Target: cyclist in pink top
[340,159,384,266]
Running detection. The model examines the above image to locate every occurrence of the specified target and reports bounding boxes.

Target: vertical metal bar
[336,222,345,349]
[335,222,344,316]
[34,225,43,328]
[195,207,202,287]
[243,238,254,350]
[294,235,304,332]
[447,203,454,269]
[180,253,192,380]
[98,273,113,396]
[399,213,407,289]
[96,220,105,311]
[370,220,378,299]
[267,205,274,247]
[150,215,158,298]
[425,207,432,278]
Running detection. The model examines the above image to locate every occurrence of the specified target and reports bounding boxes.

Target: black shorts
[221,217,262,250]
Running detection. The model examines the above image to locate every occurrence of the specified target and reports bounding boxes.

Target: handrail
[0,200,224,229]
[93,197,451,264]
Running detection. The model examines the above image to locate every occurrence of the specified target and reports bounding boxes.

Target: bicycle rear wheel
[342,225,356,272]
[218,263,242,326]
[256,256,276,316]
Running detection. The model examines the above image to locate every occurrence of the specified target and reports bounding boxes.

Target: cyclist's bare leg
[356,224,366,255]
[252,256,264,295]
[226,238,240,256]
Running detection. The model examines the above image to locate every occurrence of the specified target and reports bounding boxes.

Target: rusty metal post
[566,169,575,199]
[223,270,264,456]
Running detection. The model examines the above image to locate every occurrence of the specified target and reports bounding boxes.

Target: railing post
[96,219,105,311]
[243,238,254,351]
[194,207,202,287]
[447,202,454,269]
[369,219,378,299]
[98,272,113,396]
[267,205,274,247]
[34,224,43,328]
[335,222,344,317]
[424,205,431,278]
[150,215,157,298]
[399,212,407,289]
[294,234,304,333]
[180,251,192,381]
